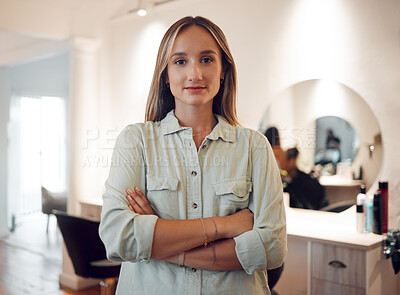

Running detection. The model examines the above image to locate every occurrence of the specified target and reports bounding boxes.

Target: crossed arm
[125,187,254,271]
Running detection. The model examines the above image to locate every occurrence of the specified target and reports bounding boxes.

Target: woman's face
[166,25,224,110]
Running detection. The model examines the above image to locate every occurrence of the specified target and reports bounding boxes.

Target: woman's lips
[185,86,206,92]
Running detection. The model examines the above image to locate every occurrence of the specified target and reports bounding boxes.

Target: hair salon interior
[0,0,399,294]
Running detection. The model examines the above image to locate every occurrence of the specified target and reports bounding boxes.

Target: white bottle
[356,185,366,233]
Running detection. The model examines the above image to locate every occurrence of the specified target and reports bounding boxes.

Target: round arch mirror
[259,79,382,203]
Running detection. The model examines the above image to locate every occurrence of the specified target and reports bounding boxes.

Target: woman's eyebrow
[200,50,218,55]
[170,50,218,58]
[171,52,187,58]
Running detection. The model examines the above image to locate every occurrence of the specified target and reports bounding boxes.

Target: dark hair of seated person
[284,148,329,210]
[264,127,280,147]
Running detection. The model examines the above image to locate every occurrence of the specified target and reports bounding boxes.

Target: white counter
[285,205,383,250]
[276,205,396,295]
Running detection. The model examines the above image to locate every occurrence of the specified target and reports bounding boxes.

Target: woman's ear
[220,62,226,80]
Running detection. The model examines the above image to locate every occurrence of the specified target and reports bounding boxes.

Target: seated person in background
[264,127,287,171]
[315,129,341,167]
[283,148,329,210]
[326,129,341,150]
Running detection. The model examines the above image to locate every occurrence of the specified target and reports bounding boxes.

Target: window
[8,96,66,221]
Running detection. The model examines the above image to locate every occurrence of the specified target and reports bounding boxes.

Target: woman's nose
[187,63,202,81]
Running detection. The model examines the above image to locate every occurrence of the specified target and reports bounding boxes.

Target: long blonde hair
[145,16,239,126]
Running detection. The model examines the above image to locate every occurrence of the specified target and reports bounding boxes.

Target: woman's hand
[219,209,254,238]
[125,187,154,215]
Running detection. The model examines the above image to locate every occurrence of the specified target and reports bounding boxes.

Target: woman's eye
[201,57,213,64]
[175,59,186,65]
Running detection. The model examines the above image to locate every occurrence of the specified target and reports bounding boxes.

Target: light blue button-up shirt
[99,110,287,295]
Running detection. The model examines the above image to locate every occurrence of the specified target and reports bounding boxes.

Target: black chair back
[54,210,120,279]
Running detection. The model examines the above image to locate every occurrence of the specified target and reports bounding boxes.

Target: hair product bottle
[366,195,374,233]
[379,181,388,234]
[373,192,383,235]
[356,185,367,233]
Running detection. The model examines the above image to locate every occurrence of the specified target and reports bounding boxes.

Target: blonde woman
[99,16,286,295]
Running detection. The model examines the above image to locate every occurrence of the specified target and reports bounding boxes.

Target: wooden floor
[0,213,101,295]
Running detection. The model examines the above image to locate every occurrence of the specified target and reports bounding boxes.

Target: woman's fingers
[126,187,154,215]
[126,192,145,214]
[134,187,146,200]
[133,187,154,214]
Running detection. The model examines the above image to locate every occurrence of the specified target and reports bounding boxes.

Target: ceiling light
[137,9,147,16]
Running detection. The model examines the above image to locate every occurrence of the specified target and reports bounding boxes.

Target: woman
[99,16,286,295]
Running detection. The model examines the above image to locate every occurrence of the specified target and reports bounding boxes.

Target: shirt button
[191,171,197,176]
[202,144,207,149]
[192,203,198,209]
[191,268,197,272]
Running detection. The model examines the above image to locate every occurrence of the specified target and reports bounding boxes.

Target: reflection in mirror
[314,116,360,167]
[260,79,382,211]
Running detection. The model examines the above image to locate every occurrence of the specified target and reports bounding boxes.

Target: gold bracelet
[211,242,217,267]
[210,217,218,242]
[200,218,208,247]
[178,252,185,267]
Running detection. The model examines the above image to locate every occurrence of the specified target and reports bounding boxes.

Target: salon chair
[41,186,67,232]
[53,210,121,294]
[267,263,284,295]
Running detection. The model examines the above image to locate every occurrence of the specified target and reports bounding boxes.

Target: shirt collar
[208,115,237,143]
[160,110,186,135]
[160,110,237,143]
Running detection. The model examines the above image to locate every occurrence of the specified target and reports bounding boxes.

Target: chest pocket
[213,179,252,216]
[146,174,179,219]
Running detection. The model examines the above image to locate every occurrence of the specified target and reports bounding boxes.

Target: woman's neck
[174,105,217,134]
[174,104,217,150]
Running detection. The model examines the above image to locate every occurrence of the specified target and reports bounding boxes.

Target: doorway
[7,95,67,228]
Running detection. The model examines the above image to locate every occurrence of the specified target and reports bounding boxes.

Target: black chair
[53,210,121,294]
[41,186,67,232]
[267,263,284,294]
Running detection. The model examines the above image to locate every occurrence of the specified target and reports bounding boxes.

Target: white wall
[105,0,400,228]
[0,67,10,238]
[8,52,70,97]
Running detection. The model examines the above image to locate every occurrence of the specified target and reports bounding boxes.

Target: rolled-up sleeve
[99,125,159,263]
[233,131,287,274]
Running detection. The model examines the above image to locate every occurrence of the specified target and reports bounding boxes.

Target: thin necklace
[192,129,213,137]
